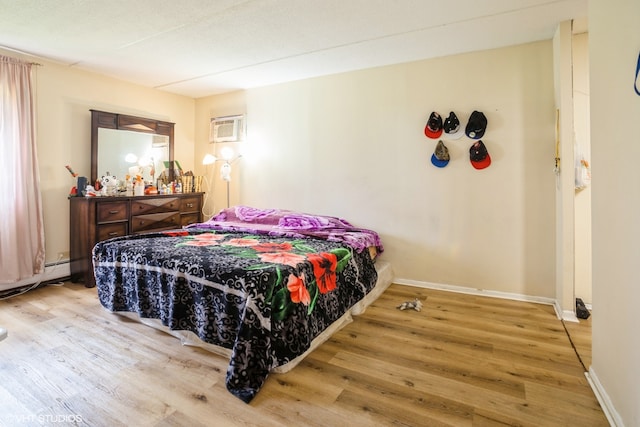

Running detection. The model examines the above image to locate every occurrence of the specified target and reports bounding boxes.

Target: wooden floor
[0,282,607,427]
[563,313,592,372]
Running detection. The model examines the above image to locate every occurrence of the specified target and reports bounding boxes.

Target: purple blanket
[186,206,383,254]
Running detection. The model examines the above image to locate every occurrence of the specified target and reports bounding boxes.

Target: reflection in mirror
[97,128,169,183]
[90,110,175,186]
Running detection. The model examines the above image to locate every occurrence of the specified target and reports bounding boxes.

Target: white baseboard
[0,260,70,293]
[586,367,624,427]
[394,277,558,309]
[552,300,563,320]
[393,278,583,321]
[562,309,579,323]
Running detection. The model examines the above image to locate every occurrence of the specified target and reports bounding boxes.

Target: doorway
[572,30,592,312]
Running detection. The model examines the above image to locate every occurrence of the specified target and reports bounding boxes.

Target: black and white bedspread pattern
[93,229,378,402]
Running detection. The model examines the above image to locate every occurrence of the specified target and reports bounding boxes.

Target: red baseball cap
[424,112,443,139]
[469,140,491,169]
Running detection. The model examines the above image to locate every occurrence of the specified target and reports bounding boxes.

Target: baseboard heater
[0,260,71,295]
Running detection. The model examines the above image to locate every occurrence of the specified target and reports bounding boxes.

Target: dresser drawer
[180,196,200,213]
[131,212,181,233]
[97,223,128,241]
[180,212,200,226]
[131,197,180,215]
[70,193,203,288]
[96,201,129,223]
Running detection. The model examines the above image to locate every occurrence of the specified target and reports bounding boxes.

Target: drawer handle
[109,210,119,214]
[139,220,145,225]
[108,232,119,236]
[186,203,193,208]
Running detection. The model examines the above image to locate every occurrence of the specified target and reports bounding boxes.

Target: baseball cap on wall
[443,111,464,139]
[465,110,487,139]
[469,140,491,169]
[431,140,450,168]
[424,112,443,139]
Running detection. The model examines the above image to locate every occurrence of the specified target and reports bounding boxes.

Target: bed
[93,206,391,402]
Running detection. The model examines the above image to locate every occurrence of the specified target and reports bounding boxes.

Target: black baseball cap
[465,111,487,139]
[424,112,443,139]
[469,140,491,169]
[443,111,464,139]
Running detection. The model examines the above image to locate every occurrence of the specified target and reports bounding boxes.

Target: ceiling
[0,0,587,99]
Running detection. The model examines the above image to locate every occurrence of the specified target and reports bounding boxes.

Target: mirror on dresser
[90,109,175,185]
[70,110,203,288]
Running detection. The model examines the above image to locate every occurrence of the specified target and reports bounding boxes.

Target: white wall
[590,0,640,425]
[197,41,558,299]
[572,32,592,305]
[195,91,247,217]
[553,21,576,316]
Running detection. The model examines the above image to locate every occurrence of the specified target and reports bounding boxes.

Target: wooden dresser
[69,193,203,287]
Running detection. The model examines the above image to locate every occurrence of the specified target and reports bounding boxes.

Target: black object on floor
[576,298,591,319]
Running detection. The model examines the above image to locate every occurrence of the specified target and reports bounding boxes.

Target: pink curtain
[0,55,45,283]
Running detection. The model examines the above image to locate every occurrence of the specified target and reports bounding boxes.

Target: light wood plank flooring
[563,314,592,372]
[0,282,607,426]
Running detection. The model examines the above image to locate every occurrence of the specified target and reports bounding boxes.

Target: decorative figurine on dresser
[69,110,203,288]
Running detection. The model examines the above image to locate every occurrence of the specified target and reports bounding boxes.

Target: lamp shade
[125,153,138,163]
[202,154,217,165]
[220,146,234,161]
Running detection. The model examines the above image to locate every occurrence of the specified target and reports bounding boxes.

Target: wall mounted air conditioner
[210,114,245,143]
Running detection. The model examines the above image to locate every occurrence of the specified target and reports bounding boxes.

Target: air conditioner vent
[210,115,245,143]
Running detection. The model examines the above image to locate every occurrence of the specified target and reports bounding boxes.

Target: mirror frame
[90,109,175,185]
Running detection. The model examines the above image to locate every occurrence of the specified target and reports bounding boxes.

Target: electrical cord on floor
[0,254,66,300]
[561,319,588,372]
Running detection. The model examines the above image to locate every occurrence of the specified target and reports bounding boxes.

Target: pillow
[213,206,353,230]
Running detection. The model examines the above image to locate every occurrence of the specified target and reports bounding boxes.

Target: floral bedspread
[93,227,379,402]
[186,205,384,254]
